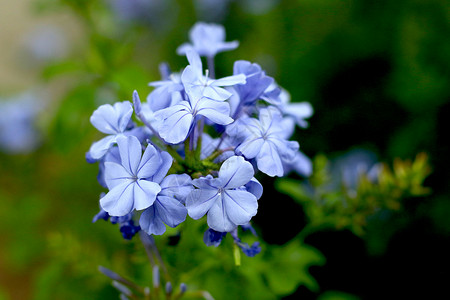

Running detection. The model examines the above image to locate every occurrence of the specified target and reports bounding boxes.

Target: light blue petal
[284,151,313,177]
[202,86,232,101]
[245,177,263,200]
[235,137,264,159]
[114,101,134,132]
[104,161,131,189]
[216,41,239,53]
[180,65,198,89]
[259,106,283,133]
[256,141,284,177]
[269,139,299,162]
[176,43,194,55]
[89,135,117,160]
[139,205,166,235]
[147,79,183,112]
[185,49,203,75]
[132,90,142,115]
[282,102,313,128]
[117,135,142,175]
[136,144,161,178]
[155,195,187,227]
[207,196,236,232]
[196,100,233,125]
[104,146,121,164]
[90,105,118,134]
[90,102,133,135]
[223,189,258,225]
[212,74,246,86]
[150,151,173,183]
[100,181,135,216]
[192,175,221,189]
[160,174,193,203]
[154,104,193,144]
[133,180,161,210]
[186,189,219,220]
[219,156,254,189]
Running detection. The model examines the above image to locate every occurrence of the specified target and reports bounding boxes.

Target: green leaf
[262,239,325,295]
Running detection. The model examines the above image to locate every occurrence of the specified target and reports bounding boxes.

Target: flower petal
[150,151,173,183]
[223,189,258,226]
[159,174,193,203]
[154,104,193,144]
[269,139,299,162]
[104,161,131,189]
[235,136,264,159]
[219,156,254,189]
[185,49,203,75]
[256,140,284,177]
[117,135,142,175]
[196,99,233,125]
[100,181,135,216]
[90,102,133,134]
[133,180,161,210]
[245,177,263,200]
[207,196,236,232]
[202,86,232,101]
[89,135,117,160]
[212,74,246,87]
[186,189,219,220]
[154,196,187,227]
[139,205,166,235]
[136,144,161,178]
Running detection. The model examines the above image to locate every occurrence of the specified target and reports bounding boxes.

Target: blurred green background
[0,0,449,299]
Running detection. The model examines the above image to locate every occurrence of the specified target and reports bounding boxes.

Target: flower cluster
[89,22,313,256]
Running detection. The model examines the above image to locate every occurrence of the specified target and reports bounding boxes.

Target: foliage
[277,153,432,236]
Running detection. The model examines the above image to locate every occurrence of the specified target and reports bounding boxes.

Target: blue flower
[181,50,246,102]
[177,22,239,58]
[240,241,261,257]
[153,96,233,144]
[186,156,258,232]
[276,89,313,128]
[227,106,299,177]
[0,92,43,154]
[203,228,227,247]
[139,173,193,235]
[283,151,313,177]
[147,73,184,113]
[88,101,134,159]
[100,135,166,216]
[93,205,141,240]
[232,60,274,110]
[230,226,261,257]
[119,219,141,240]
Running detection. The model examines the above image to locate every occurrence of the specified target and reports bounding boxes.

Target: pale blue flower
[89,101,134,159]
[0,92,43,154]
[276,89,313,128]
[147,73,184,112]
[153,96,233,144]
[100,135,166,216]
[186,156,258,232]
[139,173,192,235]
[283,151,313,177]
[232,60,274,108]
[227,106,299,177]
[181,50,246,103]
[177,22,239,57]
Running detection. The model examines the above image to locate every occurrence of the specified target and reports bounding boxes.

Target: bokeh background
[1,0,449,299]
